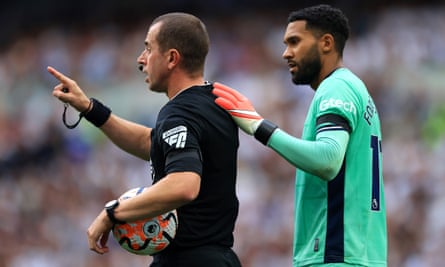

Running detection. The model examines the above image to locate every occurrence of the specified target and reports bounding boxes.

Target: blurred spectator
[1,4,445,267]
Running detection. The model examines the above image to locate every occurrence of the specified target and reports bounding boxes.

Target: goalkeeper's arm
[267,128,349,181]
[212,82,349,180]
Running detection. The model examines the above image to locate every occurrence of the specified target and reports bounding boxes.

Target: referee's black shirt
[150,84,240,251]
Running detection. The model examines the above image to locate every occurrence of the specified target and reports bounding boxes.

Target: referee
[212,5,387,267]
[48,13,242,267]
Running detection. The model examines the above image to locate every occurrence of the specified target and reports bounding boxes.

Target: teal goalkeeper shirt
[268,68,387,267]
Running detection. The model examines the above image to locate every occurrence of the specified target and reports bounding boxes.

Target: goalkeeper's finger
[213,87,238,106]
[216,97,262,120]
[215,96,236,110]
[213,82,248,102]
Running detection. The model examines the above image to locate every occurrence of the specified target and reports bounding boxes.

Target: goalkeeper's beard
[291,44,321,85]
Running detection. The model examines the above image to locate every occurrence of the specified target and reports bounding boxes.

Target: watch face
[105,200,118,209]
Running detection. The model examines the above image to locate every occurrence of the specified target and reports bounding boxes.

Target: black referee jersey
[149,84,240,252]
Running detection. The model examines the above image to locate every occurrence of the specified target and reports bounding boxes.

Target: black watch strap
[105,200,125,225]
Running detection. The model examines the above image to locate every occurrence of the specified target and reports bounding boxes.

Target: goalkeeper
[213,5,387,267]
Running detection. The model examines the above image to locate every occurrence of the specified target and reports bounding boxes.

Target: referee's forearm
[100,114,152,161]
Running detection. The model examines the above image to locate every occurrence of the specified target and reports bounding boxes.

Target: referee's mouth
[138,64,150,83]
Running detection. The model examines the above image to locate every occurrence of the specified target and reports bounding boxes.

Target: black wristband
[84,98,111,127]
[254,120,278,145]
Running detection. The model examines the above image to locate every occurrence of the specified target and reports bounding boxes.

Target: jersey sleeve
[268,128,349,181]
[315,77,362,132]
[157,118,203,176]
[265,76,359,180]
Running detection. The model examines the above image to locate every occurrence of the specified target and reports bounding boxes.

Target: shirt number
[370,135,382,211]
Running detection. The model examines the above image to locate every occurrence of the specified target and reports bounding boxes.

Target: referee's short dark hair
[152,12,210,75]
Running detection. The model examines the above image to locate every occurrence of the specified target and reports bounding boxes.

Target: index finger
[47,66,71,83]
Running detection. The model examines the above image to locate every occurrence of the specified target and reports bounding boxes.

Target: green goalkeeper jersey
[271,68,387,266]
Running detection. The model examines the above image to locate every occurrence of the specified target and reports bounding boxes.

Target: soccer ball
[112,187,178,255]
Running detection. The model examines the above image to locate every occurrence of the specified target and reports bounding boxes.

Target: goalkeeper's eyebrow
[284,35,300,46]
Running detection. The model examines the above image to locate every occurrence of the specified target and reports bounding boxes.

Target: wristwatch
[104,200,125,224]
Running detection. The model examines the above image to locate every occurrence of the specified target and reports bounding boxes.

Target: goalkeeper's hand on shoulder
[212,82,278,145]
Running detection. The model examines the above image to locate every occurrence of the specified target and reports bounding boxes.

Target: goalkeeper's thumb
[213,82,278,145]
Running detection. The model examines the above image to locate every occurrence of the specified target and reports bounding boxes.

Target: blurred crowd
[1,4,445,267]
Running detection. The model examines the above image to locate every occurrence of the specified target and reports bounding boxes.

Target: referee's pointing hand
[47,66,91,113]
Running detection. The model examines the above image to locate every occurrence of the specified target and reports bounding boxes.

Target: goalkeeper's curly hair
[288,4,350,57]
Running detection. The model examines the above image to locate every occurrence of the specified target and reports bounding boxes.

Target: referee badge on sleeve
[162,125,188,149]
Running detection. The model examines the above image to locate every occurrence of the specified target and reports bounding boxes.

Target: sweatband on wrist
[84,98,111,127]
[254,120,278,145]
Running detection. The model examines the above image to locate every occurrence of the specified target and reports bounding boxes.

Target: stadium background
[1,0,445,266]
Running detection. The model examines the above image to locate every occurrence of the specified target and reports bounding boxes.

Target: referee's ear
[167,49,180,70]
